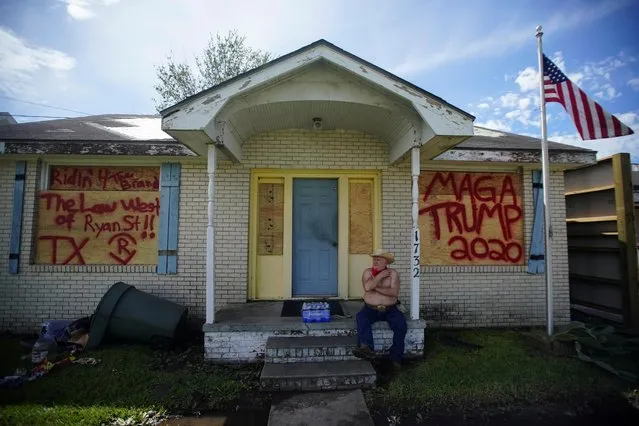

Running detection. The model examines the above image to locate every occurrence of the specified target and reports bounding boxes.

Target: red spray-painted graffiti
[36,191,159,265]
[418,172,524,265]
[49,166,160,191]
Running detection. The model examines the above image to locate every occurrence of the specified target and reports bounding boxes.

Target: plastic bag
[31,336,57,364]
[40,320,72,341]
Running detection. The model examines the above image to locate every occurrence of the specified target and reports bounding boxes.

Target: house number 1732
[412,228,420,278]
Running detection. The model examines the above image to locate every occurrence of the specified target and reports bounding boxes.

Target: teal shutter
[158,163,181,274]
[8,161,26,274]
[527,170,545,274]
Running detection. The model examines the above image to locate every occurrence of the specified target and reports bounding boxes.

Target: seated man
[352,249,407,369]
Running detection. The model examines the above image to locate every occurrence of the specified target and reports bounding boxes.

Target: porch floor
[202,300,427,332]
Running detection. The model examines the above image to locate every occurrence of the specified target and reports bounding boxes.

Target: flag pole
[536,25,554,337]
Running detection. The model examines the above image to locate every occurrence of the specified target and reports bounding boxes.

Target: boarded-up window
[258,181,284,255]
[349,181,373,254]
[418,171,524,266]
[35,166,160,265]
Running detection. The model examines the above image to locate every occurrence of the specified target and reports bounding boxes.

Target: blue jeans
[356,305,407,363]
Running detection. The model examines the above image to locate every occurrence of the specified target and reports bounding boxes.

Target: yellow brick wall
[0,129,571,331]
[0,159,208,332]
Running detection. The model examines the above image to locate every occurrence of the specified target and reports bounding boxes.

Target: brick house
[0,40,596,362]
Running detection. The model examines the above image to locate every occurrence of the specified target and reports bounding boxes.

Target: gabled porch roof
[160,39,475,164]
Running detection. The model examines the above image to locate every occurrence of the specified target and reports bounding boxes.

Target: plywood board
[258,183,284,255]
[418,171,524,265]
[349,182,373,254]
[36,191,160,265]
[49,166,160,191]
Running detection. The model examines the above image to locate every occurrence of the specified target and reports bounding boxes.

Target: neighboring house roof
[0,114,594,161]
[0,114,196,156]
[0,114,171,141]
[458,127,594,152]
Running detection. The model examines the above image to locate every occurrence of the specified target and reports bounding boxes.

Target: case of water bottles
[301,302,331,323]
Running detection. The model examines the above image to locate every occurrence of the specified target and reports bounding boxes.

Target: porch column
[410,146,421,320]
[206,143,217,323]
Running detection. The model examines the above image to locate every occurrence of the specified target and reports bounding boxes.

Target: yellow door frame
[249,168,381,300]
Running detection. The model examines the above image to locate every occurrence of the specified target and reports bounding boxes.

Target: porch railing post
[410,146,421,320]
[206,143,217,323]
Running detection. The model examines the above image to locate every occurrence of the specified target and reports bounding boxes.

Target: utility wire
[0,95,91,116]
[8,114,79,120]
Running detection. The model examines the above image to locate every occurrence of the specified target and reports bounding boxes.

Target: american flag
[543,54,634,140]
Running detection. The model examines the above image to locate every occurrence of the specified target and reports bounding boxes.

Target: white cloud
[567,72,584,85]
[518,98,531,110]
[475,119,512,132]
[503,107,540,127]
[515,67,538,92]
[0,26,76,97]
[618,111,639,128]
[505,110,519,120]
[628,78,639,91]
[59,0,121,20]
[595,84,621,101]
[477,103,490,109]
[551,51,566,71]
[500,92,519,108]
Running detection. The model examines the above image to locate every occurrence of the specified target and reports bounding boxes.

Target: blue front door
[292,178,338,296]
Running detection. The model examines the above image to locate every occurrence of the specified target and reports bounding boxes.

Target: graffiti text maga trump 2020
[418,172,524,265]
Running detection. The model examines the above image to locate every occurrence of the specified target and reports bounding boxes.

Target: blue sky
[1,0,638,160]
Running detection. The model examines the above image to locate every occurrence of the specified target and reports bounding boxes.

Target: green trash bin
[87,282,188,349]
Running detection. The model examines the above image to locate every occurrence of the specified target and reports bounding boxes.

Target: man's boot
[352,344,375,360]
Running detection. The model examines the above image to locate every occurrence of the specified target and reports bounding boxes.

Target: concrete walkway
[267,389,374,426]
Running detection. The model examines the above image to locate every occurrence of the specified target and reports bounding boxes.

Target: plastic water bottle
[325,302,331,322]
[305,302,313,323]
[301,302,310,323]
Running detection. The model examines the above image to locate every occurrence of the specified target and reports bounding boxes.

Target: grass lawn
[1,328,637,426]
[0,335,264,426]
[367,329,638,420]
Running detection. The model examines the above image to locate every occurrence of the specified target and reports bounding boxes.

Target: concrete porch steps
[265,336,359,363]
[260,335,377,392]
[260,360,376,392]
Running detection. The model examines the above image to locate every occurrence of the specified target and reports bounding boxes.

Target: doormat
[280,300,345,317]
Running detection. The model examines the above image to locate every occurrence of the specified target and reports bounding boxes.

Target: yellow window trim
[249,169,381,300]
